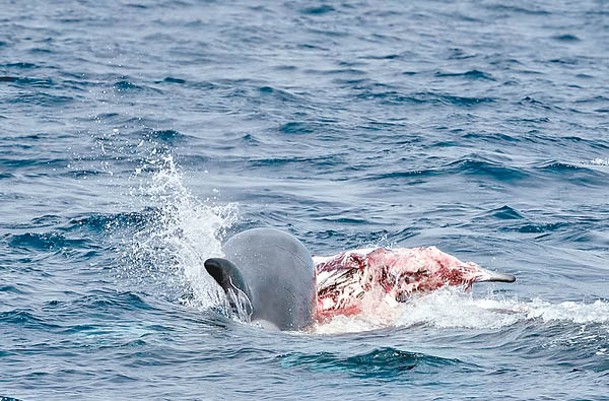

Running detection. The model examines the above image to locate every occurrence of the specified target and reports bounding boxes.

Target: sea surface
[1,0,609,399]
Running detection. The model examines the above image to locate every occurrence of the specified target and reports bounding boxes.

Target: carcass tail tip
[477,270,516,283]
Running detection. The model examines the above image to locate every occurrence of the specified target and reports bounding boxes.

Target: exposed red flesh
[313,247,487,321]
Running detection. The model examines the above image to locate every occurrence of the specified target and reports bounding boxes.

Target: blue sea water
[1,0,609,399]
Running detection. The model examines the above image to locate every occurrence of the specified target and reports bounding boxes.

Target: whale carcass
[314,247,515,321]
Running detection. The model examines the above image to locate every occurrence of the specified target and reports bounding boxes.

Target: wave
[355,155,530,185]
[584,158,609,167]
[42,291,154,316]
[0,310,62,330]
[534,160,608,187]
[6,232,93,252]
[356,90,495,107]
[486,205,525,220]
[446,156,529,182]
[434,69,495,81]
[7,92,74,106]
[538,160,600,174]
[67,210,154,234]
[276,346,471,378]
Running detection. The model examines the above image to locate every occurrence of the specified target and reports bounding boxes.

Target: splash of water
[124,149,239,312]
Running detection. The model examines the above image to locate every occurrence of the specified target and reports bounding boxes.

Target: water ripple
[276,347,472,378]
[6,232,92,252]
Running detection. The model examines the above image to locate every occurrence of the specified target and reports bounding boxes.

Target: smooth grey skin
[204,228,316,331]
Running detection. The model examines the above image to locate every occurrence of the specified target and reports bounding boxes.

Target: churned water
[1,0,608,399]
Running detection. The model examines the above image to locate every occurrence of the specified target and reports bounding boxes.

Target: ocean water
[1,0,608,399]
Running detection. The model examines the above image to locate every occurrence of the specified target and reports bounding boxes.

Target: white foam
[521,298,609,324]
[584,157,609,167]
[125,151,238,311]
[314,288,609,334]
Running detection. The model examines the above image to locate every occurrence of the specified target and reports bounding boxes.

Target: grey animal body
[204,228,316,331]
